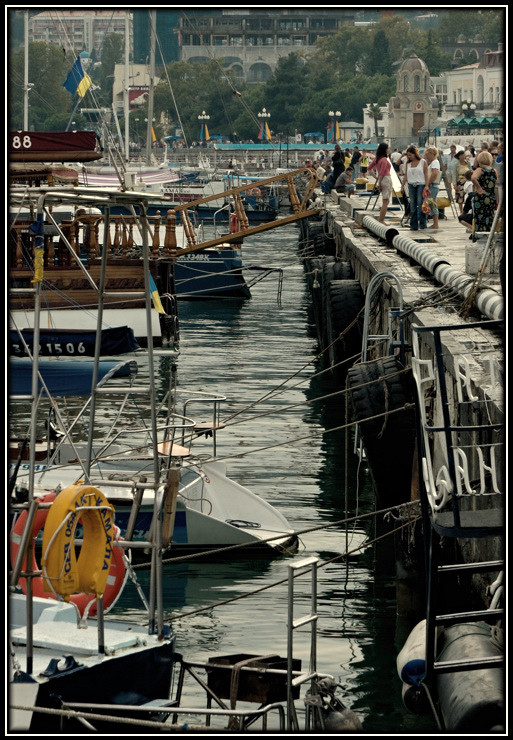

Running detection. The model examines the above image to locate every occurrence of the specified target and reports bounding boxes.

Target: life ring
[247,187,261,197]
[10,486,126,617]
[230,213,240,233]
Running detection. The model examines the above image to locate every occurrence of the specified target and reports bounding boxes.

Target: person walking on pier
[401,145,429,231]
[367,142,392,224]
[470,151,497,232]
[424,146,441,231]
[454,150,471,214]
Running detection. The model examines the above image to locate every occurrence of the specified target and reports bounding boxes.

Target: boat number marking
[11,342,87,355]
[11,135,33,149]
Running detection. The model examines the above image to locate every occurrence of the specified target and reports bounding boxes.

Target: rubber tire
[306,256,335,347]
[347,356,416,507]
[325,279,364,370]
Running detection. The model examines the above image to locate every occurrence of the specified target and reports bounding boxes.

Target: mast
[23,10,30,130]
[145,10,156,166]
[124,12,130,163]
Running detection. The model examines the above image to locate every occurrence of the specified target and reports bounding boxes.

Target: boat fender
[11,486,126,616]
[230,213,240,233]
[397,620,432,715]
[397,619,427,687]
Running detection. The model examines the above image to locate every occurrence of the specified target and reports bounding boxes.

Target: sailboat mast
[145,10,156,166]
[124,12,130,162]
[23,10,29,130]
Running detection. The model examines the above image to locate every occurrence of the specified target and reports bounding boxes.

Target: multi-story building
[132,10,180,65]
[177,9,355,84]
[28,10,128,58]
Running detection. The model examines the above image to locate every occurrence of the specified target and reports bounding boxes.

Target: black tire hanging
[347,355,416,508]
[325,279,364,374]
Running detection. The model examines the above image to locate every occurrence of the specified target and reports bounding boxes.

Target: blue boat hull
[175,248,251,299]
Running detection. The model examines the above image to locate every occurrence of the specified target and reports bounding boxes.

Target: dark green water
[112,223,437,733]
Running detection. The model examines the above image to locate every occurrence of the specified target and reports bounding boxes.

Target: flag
[152,127,157,143]
[327,121,335,143]
[149,275,166,315]
[257,121,263,141]
[335,120,341,142]
[204,123,210,142]
[265,121,271,142]
[63,57,92,98]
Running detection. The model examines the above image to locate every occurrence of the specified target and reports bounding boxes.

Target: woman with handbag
[424,146,441,231]
[401,145,429,231]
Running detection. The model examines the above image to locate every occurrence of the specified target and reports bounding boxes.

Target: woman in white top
[424,146,441,230]
[401,145,429,230]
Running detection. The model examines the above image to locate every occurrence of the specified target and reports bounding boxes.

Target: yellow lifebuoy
[41,484,116,600]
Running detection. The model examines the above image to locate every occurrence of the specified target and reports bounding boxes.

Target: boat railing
[10,169,320,270]
[9,210,187,269]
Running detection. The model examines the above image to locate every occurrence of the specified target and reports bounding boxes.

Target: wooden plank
[173,209,320,257]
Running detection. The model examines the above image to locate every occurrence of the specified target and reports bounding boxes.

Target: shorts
[379,175,392,200]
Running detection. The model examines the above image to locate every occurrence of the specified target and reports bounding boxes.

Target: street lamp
[461,99,476,114]
[460,99,476,136]
[328,110,341,144]
[258,107,271,142]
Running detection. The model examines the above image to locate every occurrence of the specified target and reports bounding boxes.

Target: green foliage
[9,42,72,129]
[93,33,124,107]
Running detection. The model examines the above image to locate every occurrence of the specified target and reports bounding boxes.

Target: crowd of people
[313,138,503,235]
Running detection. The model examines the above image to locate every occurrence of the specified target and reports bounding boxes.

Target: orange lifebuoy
[247,187,261,197]
[10,490,126,618]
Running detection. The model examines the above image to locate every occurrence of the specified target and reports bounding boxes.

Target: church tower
[388,52,439,148]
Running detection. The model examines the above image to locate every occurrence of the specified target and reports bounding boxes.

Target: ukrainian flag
[63,57,92,99]
[149,275,166,314]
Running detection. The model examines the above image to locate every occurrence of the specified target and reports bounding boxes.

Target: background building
[28,10,128,58]
[177,9,355,84]
[132,10,180,65]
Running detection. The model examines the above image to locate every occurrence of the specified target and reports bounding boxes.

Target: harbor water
[110,222,437,732]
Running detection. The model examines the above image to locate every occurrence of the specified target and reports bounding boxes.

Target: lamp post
[258,107,271,142]
[461,99,476,136]
[328,110,341,144]
[198,110,210,146]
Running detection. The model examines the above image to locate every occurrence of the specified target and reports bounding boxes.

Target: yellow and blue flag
[149,274,166,314]
[63,57,92,98]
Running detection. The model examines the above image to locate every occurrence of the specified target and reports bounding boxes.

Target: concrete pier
[300,183,505,731]
[302,182,504,598]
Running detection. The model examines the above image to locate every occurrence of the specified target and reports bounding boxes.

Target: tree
[94,33,124,107]
[366,30,391,76]
[367,103,383,139]
[9,42,72,130]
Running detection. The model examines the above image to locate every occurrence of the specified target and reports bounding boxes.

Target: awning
[446,115,503,130]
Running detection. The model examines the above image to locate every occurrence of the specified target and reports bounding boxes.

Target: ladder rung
[103,291,146,298]
[433,655,503,674]
[292,614,317,629]
[435,608,503,626]
[292,671,318,687]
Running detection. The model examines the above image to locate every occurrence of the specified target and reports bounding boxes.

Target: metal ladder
[286,556,322,731]
[411,321,504,699]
